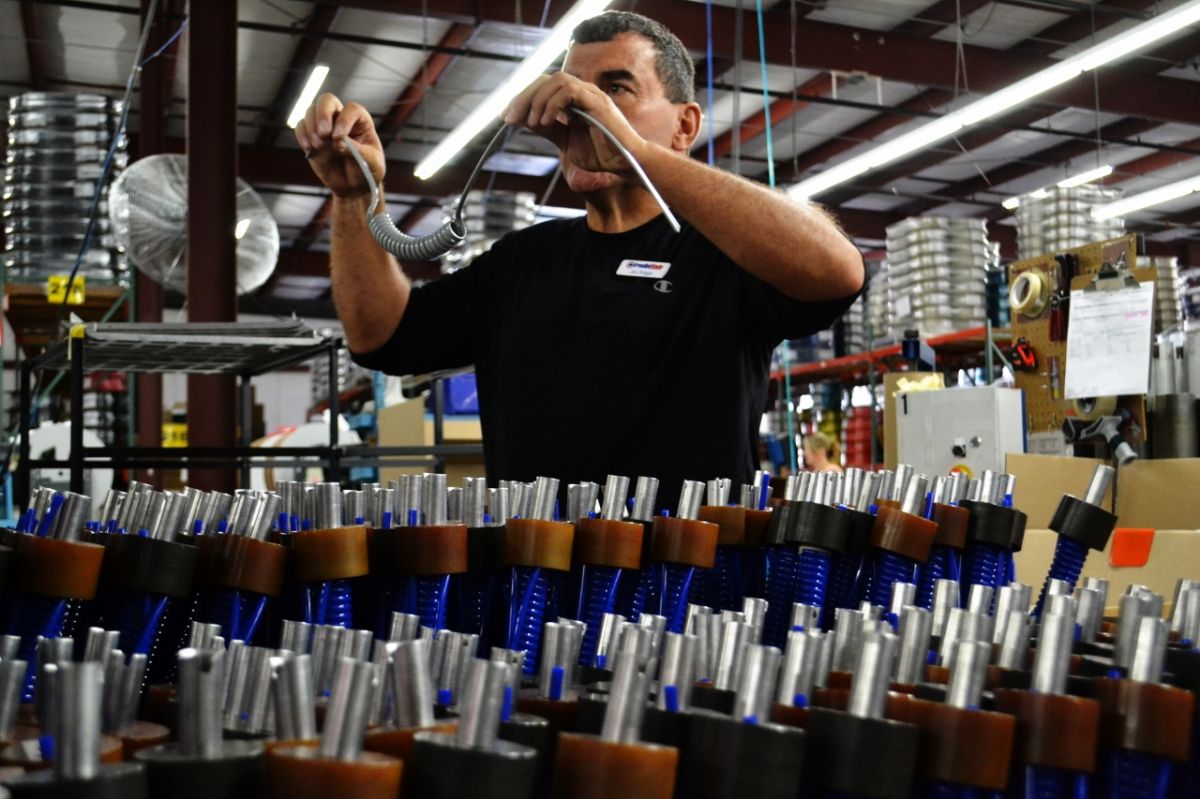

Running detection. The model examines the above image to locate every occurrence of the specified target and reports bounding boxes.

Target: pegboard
[1008,234,1147,442]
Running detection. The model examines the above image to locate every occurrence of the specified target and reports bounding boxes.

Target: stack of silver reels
[1015,184,1124,260]
[884,217,991,338]
[839,262,882,354]
[1140,256,1184,335]
[441,190,537,271]
[309,332,371,410]
[3,92,128,284]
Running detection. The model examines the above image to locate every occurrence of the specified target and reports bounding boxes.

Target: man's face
[560,32,684,194]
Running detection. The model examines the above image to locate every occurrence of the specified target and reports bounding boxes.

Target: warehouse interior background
[0,0,1198,495]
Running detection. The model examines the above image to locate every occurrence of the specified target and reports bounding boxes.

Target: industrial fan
[107,154,279,294]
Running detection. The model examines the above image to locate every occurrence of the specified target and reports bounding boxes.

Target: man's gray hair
[572,11,695,104]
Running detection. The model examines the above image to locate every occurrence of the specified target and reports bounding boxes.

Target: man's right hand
[294,93,385,203]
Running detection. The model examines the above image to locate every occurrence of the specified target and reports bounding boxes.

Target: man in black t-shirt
[294,12,864,511]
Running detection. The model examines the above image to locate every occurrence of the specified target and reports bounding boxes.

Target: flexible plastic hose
[455,573,496,642]
[577,565,622,667]
[964,541,1008,599]
[695,546,743,612]
[1105,749,1173,799]
[659,563,697,634]
[868,551,918,609]
[761,547,801,647]
[10,594,67,702]
[507,567,550,677]
[1034,536,1088,617]
[795,548,832,611]
[400,575,450,632]
[823,552,862,630]
[617,566,656,623]
[1023,765,1090,799]
[916,544,961,609]
[318,578,354,628]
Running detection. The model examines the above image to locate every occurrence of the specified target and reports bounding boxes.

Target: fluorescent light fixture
[1030,188,1049,200]
[414,0,613,180]
[788,0,1200,201]
[1091,174,1200,220]
[234,218,251,240]
[1058,165,1113,188]
[287,65,330,129]
[1002,197,1020,210]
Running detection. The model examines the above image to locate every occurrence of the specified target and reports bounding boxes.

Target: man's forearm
[330,195,411,353]
[635,142,864,301]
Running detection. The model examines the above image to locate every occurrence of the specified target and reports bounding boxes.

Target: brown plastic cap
[930,504,970,550]
[290,525,370,582]
[870,506,938,563]
[744,509,772,547]
[504,519,574,571]
[698,506,747,546]
[551,732,678,799]
[364,722,456,762]
[14,535,105,599]
[992,689,1099,773]
[388,524,469,575]
[196,534,287,598]
[770,703,810,729]
[1094,678,1194,762]
[516,692,579,733]
[906,699,1015,790]
[650,517,718,569]
[573,518,644,570]
[118,720,171,760]
[266,745,402,799]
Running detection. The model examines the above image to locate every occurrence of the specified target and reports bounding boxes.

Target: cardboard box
[883,372,944,468]
[1115,458,1200,530]
[1015,528,1199,614]
[1005,452,1114,522]
[376,400,485,486]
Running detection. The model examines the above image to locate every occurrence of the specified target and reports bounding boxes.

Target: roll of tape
[1010,268,1052,317]
[1073,396,1118,421]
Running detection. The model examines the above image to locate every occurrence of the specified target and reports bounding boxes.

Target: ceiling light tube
[788,0,1200,201]
[287,65,330,129]
[1091,174,1200,220]
[1057,165,1113,188]
[1002,197,1020,210]
[414,0,614,180]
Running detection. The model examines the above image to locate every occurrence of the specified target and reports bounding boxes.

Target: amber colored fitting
[383,524,470,576]
[0,734,124,770]
[907,697,1015,791]
[505,519,574,571]
[573,518,643,569]
[116,721,170,759]
[552,731,677,799]
[992,689,1100,774]
[290,525,370,582]
[1093,677,1194,762]
[929,503,969,550]
[650,517,718,569]
[195,535,287,598]
[698,506,747,547]
[363,722,456,762]
[13,535,105,600]
[870,506,938,564]
[516,691,579,734]
[266,744,401,799]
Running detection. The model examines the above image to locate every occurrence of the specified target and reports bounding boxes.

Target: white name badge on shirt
[616,259,671,279]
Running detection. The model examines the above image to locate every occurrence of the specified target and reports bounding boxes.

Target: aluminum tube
[456,659,508,750]
[272,653,317,742]
[657,633,697,711]
[997,611,1031,671]
[391,639,435,730]
[678,480,704,520]
[1129,617,1168,685]
[848,632,897,720]
[791,603,820,633]
[0,659,25,741]
[600,638,651,745]
[891,465,913,502]
[895,606,932,685]
[889,583,917,620]
[1032,613,1073,696]
[947,640,991,710]
[54,661,103,781]
[528,476,557,522]
[1084,464,1116,507]
[932,579,959,638]
[319,657,376,761]
[778,629,822,704]
[1076,588,1104,644]
[733,644,781,723]
[463,477,487,528]
[631,477,660,522]
[899,475,928,517]
[601,475,630,521]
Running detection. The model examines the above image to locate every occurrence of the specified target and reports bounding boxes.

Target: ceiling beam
[889,0,994,38]
[19,2,48,91]
[708,73,831,163]
[255,4,341,148]
[1104,137,1200,185]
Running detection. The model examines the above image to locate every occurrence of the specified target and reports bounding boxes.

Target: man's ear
[672,102,703,153]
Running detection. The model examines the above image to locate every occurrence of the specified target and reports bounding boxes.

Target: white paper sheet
[1064,281,1154,399]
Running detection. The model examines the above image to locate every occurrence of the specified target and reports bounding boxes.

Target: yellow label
[47,275,86,305]
[162,423,188,448]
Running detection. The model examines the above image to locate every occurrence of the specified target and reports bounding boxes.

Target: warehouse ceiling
[2,0,1199,318]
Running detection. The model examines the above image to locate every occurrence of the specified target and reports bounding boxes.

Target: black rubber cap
[1009,509,1028,552]
[690,684,735,715]
[806,708,918,799]
[406,733,538,799]
[102,535,198,598]
[790,502,850,554]
[498,712,553,799]
[1165,648,1200,698]
[0,545,12,593]
[1049,496,1117,552]
[467,525,507,573]
[678,711,806,799]
[642,705,693,752]
[136,741,264,799]
[844,509,876,555]
[765,502,801,546]
[6,762,147,799]
[965,502,1020,549]
[574,692,607,735]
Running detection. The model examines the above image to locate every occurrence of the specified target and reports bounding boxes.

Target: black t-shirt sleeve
[738,251,864,344]
[348,249,496,376]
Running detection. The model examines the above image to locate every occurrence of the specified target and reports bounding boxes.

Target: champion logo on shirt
[616,259,671,279]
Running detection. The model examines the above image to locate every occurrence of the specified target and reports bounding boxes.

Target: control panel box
[896,386,1027,479]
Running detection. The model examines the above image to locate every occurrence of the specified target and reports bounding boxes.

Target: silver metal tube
[0,635,17,662]
[948,472,968,504]
[734,644,781,722]
[978,471,999,506]
[423,474,449,525]
[314,483,341,530]
[791,603,820,633]
[833,608,865,673]
[249,493,282,540]
[83,627,119,663]
[848,632,897,720]
[601,475,630,521]
[1129,617,1168,684]
[778,629,822,704]
[558,619,585,683]
[456,658,508,750]
[842,468,864,509]
[686,605,714,681]
[876,471,896,505]
[706,478,732,507]
[678,480,704,520]
[631,477,659,522]
[0,658,25,741]
[1182,588,1200,646]
[490,648,525,700]
[391,639,435,729]
[401,475,422,524]
[177,646,226,759]
[188,622,222,651]
[271,653,317,742]
[53,661,103,781]
[965,479,981,502]
[1084,464,1115,507]
[784,475,801,503]
[1170,579,1199,634]
[899,474,928,517]
[595,613,627,669]
[855,471,883,512]
[997,611,1031,671]
[1002,474,1016,503]
[947,640,991,710]
[808,472,828,504]
[714,621,749,691]
[54,492,90,541]
[280,620,313,655]
[895,606,932,685]
[463,478,487,528]
[891,465,913,502]
[538,623,564,699]
[796,472,814,504]
[566,485,582,523]
[932,579,959,637]
[310,625,343,697]
[1032,613,1073,695]
[657,632,698,711]
[338,628,374,664]
[388,612,421,643]
[446,487,463,524]
[889,583,917,620]
[600,637,651,744]
[319,657,376,761]
[527,476,557,522]
[577,482,600,520]
[1116,594,1151,670]
[823,473,842,507]
[743,598,768,643]
[1076,587,1104,644]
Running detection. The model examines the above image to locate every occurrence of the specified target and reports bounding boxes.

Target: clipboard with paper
[1064,252,1157,400]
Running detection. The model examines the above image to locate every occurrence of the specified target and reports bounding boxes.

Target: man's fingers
[314,93,343,137]
[294,118,313,152]
[332,101,368,140]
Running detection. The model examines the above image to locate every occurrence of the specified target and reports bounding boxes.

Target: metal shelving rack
[14,322,481,505]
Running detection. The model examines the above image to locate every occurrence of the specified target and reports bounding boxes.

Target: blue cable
[823,552,863,630]
[1034,536,1088,617]
[1022,765,1090,799]
[507,567,550,677]
[761,547,800,648]
[1103,749,1173,799]
[867,551,918,609]
[576,564,622,666]
[695,546,743,612]
[916,544,961,610]
[658,562,697,634]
